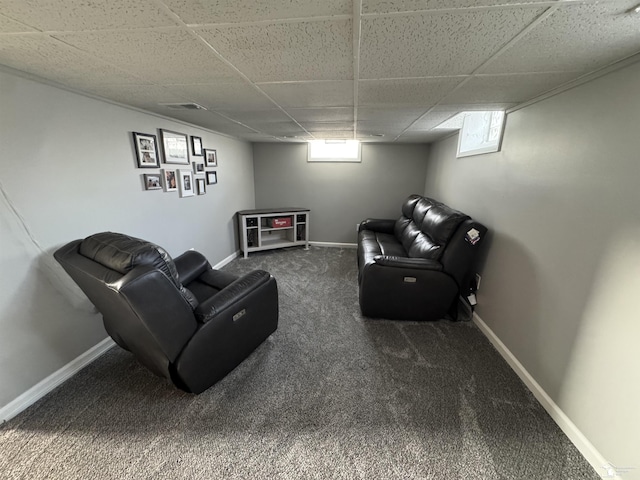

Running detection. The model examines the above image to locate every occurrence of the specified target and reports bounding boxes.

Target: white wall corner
[0,337,115,424]
[212,250,240,269]
[472,312,612,479]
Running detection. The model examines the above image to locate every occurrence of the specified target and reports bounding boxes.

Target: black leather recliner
[54,232,278,394]
[357,195,487,321]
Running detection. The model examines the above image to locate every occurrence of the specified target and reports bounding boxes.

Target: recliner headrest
[79,232,181,289]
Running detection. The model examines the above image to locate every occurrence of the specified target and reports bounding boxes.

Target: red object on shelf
[267,217,292,228]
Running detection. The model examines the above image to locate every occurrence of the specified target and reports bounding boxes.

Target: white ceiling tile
[395,130,452,143]
[406,110,463,131]
[54,28,241,84]
[405,105,519,132]
[237,133,282,142]
[216,109,294,124]
[164,0,351,24]
[195,19,352,82]
[360,7,545,78]
[259,81,354,108]
[0,35,147,87]
[306,130,354,139]
[285,107,354,123]
[299,121,354,132]
[443,72,583,104]
[357,107,427,123]
[359,77,464,106]
[362,0,552,14]
[254,123,308,136]
[169,84,275,110]
[357,121,405,134]
[75,84,190,111]
[479,2,640,74]
[0,0,176,31]
[0,13,36,32]
[430,102,517,112]
[144,108,261,136]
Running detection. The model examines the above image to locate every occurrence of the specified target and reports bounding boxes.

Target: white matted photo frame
[191,136,203,156]
[132,132,160,168]
[161,168,177,192]
[160,129,189,165]
[143,173,162,190]
[206,171,217,185]
[196,177,206,195]
[204,148,217,167]
[178,169,195,197]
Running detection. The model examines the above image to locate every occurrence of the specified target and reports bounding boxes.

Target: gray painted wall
[424,62,640,473]
[253,143,430,244]
[0,69,255,410]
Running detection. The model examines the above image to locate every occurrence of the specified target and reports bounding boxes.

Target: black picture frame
[196,177,206,195]
[192,161,205,174]
[132,132,160,168]
[191,136,203,156]
[206,171,217,185]
[143,173,162,190]
[160,129,189,165]
[204,148,217,167]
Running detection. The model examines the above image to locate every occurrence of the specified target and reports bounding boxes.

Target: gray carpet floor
[0,246,599,479]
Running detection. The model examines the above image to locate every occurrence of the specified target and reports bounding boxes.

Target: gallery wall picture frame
[191,136,203,156]
[196,177,206,195]
[132,132,160,168]
[143,173,162,190]
[160,129,189,165]
[206,171,217,185]
[204,148,217,167]
[178,169,195,198]
[161,168,178,192]
[192,161,205,174]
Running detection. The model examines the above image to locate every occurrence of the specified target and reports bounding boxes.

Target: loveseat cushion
[394,196,469,260]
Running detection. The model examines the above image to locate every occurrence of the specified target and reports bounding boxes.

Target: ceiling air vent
[158,102,207,111]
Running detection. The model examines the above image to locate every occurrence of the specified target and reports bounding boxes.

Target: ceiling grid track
[353,0,363,140]
[393,3,563,142]
[153,0,315,141]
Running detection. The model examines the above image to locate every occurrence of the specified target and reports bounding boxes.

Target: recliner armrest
[359,218,396,234]
[194,270,273,323]
[174,250,211,285]
[373,255,443,271]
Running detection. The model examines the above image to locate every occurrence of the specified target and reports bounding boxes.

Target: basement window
[307,140,361,162]
[435,111,506,158]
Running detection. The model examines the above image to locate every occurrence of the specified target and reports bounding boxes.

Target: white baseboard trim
[472,312,611,478]
[212,249,240,269]
[0,337,115,424]
[309,241,357,249]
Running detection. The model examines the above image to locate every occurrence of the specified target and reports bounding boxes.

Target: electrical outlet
[467,293,477,306]
[475,273,481,290]
[356,223,360,232]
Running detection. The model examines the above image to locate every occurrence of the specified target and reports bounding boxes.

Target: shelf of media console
[237,207,310,258]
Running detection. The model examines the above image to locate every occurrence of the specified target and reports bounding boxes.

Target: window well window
[435,111,506,158]
[307,140,361,162]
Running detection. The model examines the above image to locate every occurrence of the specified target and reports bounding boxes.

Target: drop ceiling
[0,0,639,143]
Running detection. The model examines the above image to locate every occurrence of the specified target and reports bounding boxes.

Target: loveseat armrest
[359,218,396,234]
[194,270,272,323]
[373,255,443,271]
[174,250,211,285]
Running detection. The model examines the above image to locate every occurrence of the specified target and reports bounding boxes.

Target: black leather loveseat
[357,195,487,321]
